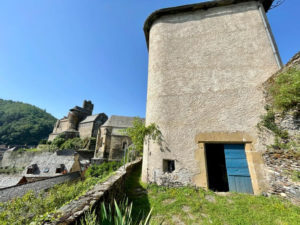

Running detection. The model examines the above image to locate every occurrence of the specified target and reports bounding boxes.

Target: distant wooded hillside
[0,99,56,145]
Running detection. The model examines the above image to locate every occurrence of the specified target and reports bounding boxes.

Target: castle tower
[142,0,281,194]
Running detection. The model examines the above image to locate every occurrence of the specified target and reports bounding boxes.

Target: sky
[0,0,299,119]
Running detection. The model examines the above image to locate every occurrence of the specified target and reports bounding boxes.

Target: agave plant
[80,199,152,225]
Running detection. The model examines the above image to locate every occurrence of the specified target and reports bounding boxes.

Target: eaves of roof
[143,0,273,48]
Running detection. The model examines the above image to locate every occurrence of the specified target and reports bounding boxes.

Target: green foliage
[39,139,47,144]
[36,144,57,152]
[259,107,291,151]
[124,118,161,153]
[0,162,122,225]
[51,136,66,149]
[60,137,84,150]
[0,167,24,174]
[0,99,56,145]
[81,200,152,225]
[16,147,47,153]
[269,67,300,111]
[291,170,300,182]
[260,68,300,153]
[44,136,94,150]
[125,165,300,225]
[260,107,288,139]
[0,181,93,225]
[271,136,292,150]
[85,161,122,179]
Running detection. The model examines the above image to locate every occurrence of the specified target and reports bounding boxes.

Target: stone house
[48,101,108,150]
[78,114,107,139]
[93,116,142,162]
[23,150,81,178]
[142,0,282,195]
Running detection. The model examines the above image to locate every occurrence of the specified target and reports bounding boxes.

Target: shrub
[60,137,84,150]
[269,67,300,111]
[85,161,122,179]
[124,118,161,154]
[39,139,47,144]
[51,136,65,149]
[260,108,289,139]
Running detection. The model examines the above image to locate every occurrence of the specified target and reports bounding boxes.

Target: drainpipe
[258,2,283,69]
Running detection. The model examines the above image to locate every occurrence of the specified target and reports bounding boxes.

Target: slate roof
[102,116,144,128]
[144,0,274,48]
[0,175,22,189]
[80,114,101,124]
[111,128,127,136]
[22,150,77,177]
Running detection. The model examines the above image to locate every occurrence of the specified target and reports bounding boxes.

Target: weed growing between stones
[0,166,24,174]
[259,66,300,153]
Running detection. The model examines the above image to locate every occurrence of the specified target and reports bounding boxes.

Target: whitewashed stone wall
[142,1,281,191]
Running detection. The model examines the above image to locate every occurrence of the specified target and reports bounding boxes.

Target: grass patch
[125,165,300,225]
[0,161,122,225]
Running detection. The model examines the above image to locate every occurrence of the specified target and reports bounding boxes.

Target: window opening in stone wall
[99,137,103,147]
[27,164,38,174]
[122,142,127,150]
[56,164,65,173]
[205,144,229,192]
[163,159,175,173]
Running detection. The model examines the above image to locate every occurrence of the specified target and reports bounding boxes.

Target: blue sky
[0,0,299,119]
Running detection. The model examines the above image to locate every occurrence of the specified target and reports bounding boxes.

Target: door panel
[224,144,253,194]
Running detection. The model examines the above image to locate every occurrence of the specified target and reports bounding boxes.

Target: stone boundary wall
[0,172,81,202]
[45,159,142,225]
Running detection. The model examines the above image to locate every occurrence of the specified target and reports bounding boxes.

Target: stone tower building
[48,100,108,144]
[142,0,282,194]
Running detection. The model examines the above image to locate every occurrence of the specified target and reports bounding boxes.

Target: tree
[0,99,56,145]
[124,118,161,154]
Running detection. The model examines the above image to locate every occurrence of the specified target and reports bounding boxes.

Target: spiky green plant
[80,199,153,225]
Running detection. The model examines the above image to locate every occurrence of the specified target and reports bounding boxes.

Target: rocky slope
[261,52,300,204]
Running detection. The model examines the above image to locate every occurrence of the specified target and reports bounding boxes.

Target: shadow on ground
[124,163,151,222]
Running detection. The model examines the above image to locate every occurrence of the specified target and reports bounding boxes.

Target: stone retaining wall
[45,159,142,225]
[0,172,81,202]
[264,151,300,205]
[263,109,300,205]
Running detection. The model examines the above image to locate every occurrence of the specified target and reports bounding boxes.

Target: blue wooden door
[224,144,253,194]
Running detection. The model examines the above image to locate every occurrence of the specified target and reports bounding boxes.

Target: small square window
[163,159,175,173]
